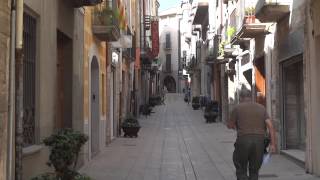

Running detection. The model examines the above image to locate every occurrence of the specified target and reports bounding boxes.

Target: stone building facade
[304,0,320,175]
[20,1,86,179]
[83,6,109,160]
[0,0,11,179]
[159,7,181,93]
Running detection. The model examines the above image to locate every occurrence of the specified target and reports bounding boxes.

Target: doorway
[56,31,73,129]
[282,55,305,151]
[163,76,176,92]
[91,56,100,157]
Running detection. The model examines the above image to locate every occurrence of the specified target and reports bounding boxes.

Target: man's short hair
[239,86,251,98]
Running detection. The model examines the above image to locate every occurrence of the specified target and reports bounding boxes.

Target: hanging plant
[227,26,236,41]
[245,7,255,16]
[218,41,227,57]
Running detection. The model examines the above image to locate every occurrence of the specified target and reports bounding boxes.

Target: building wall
[305,0,320,175]
[22,1,85,179]
[270,0,306,151]
[83,7,108,160]
[159,10,180,92]
[22,0,58,178]
[0,0,11,179]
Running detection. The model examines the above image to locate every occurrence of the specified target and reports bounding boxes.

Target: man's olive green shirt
[229,102,269,137]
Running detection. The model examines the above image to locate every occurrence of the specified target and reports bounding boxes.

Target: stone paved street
[81,94,319,180]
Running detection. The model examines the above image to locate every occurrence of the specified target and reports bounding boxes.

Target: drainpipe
[178,15,182,93]
[15,0,24,179]
[8,0,16,179]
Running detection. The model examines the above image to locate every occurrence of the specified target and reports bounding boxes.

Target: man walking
[227,88,276,180]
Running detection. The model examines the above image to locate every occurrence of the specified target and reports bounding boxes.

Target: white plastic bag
[263,153,271,165]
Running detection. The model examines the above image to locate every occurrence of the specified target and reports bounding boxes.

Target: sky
[158,0,180,12]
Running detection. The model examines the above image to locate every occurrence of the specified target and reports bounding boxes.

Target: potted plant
[192,96,201,110]
[244,7,255,24]
[184,93,189,102]
[149,95,162,106]
[227,26,236,42]
[139,104,153,116]
[122,114,141,138]
[204,101,219,123]
[32,129,90,180]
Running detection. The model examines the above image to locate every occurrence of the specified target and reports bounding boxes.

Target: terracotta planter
[244,15,255,24]
[192,103,200,110]
[204,111,218,123]
[122,127,141,138]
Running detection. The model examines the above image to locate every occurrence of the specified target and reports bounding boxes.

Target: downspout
[15,0,24,179]
[178,16,181,93]
[143,0,147,105]
[8,0,16,179]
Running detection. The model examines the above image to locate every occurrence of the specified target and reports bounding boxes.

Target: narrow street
[81,94,318,180]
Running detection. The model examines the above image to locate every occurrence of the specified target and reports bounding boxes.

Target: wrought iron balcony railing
[92,0,120,41]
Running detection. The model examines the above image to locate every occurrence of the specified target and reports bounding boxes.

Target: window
[166,54,171,72]
[165,33,171,49]
[23,13,37,147]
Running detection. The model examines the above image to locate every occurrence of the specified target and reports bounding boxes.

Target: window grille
[165,34,171,49]
[166,54,171,72]
[23,13,36,147]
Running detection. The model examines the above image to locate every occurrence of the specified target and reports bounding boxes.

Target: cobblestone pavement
[81,93,319,180]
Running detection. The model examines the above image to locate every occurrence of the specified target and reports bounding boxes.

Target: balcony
[92,2,120,42]
[237,23,270,39]
[255,0,291,22]
[72,0,102,7]
[231,16,271,44]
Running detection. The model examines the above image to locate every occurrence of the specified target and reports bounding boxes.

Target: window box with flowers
[244,7,256,24]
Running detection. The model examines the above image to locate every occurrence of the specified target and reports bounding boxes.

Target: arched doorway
[164,76,176,93]
[91,56,100,157]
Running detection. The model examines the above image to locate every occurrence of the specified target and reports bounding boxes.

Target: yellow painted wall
[83,7,108,122]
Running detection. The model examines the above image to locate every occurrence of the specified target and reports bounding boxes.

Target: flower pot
[244,15,255,24]
[192,96,201,110]
[204,101,219,123]
[204,111,218,123]
[192,103,200,110]
[122,126,141,138]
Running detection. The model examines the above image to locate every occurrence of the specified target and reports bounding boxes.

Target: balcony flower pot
[204,101,219,123]
[121,115,141,138]
[192,96,201,110]
[244,7,255,24]
[244,15,256,24]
